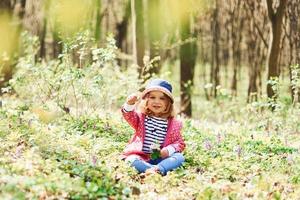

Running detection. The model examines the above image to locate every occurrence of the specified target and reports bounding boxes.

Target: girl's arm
[121,93,140,130]
[169,133,185,152]
[121,104,139,130]
[161,121,185,157]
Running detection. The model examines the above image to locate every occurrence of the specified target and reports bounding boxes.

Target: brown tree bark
[0,0,12,10]
[95,0,102,43]
[229,0,243,97]
[245,0,268,102]
[180,15,197,117]
[266,0,287,99]
[211,1,220,98]
[52,31,62,59]
[116,0,130,50]
[116,0,130,67]
[23,0,47,59]
[14,0,26,19]
[39,17,47,58]
[246,27,259,103]
[285,0,300,102]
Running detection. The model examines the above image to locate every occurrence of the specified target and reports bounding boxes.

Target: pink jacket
[121,108,185,161]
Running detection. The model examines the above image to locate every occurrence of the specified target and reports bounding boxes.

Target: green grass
[1,97,300,199]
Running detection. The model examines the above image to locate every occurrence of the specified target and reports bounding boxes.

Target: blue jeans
[131,153,185,175]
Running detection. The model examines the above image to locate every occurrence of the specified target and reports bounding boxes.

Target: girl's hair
[138,93,176,118]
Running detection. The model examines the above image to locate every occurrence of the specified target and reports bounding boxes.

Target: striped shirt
[142,116,168,154]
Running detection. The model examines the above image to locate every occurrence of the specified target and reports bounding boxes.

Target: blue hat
[142,79,174,103]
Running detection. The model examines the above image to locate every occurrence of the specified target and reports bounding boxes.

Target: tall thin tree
[135,0,145,78]
[180,14,197,117]
[266,0,287,99]
[211,0,220,97]
[147,0,162,77]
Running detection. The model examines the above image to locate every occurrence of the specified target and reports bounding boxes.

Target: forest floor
[1,96,300,200]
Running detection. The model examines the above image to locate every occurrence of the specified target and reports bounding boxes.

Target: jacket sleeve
[121,107,140,131]
[168,121,186,152]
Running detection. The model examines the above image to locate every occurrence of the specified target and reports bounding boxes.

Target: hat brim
[141,87,174,103]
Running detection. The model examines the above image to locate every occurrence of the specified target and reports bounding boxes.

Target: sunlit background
[0,12,19,84]
[47,0,94,38]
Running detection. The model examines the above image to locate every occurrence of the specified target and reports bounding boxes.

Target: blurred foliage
[46,0,95,38]
[0,12,19,60]
[0,12,20,84]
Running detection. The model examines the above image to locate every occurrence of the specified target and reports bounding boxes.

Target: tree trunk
[245,1,259,102]
[116,0,130,50]
[39,17,47,58]
[130,0,137,67]
[266,0,287,99]
[180,15,197,117]
[116,0,130,67]
[147,0,161,77]
[0,0,19,90]
[230,0,242,97]
[14,0,26,19]
[95,0,102,43]
[23,0,46,59]
[134,0,145,78]
[52,31,62,59]
[0,0,12,10]
[244,0,268,101]
[286,0,300,102]
[199,29,210,100]
[247,35,259,103]
[211,2,220,98]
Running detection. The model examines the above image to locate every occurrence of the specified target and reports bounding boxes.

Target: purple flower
[91,155,97,166]
[15,145,24,158]
[203,139,213,150]
[217,133,222,144]
[284,137,288,146]
[234,145,242,157]
[287,154,294,164]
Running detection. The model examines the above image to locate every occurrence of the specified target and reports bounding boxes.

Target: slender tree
[135,0,145,78]
[23,0,44,48]
[229,0,243,97]
[211,0,220,97]
[266,0,287,99]
[130,0,137,66]
[285,0,300,102]
[94,0,102,43]
[147,0,162,76]
[245,0,268,102]
[116,0,130,51]
[0,0,12,10]
[116,0,130,67]
[180,13,197,117]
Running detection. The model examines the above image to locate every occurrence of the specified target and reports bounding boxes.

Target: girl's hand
[160,148,169,159]
[126,93,139,105]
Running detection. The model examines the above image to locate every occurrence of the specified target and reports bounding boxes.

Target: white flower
[1,87,11,93]
[150,143,160,151]
[204,83,213,89]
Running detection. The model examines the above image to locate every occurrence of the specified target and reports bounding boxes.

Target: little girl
[121,79,185,175]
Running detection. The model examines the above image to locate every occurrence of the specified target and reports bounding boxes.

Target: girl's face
[147,91,169,117]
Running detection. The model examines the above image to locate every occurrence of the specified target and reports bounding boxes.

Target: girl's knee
[172,153,185,163]
[125,155,141,164]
